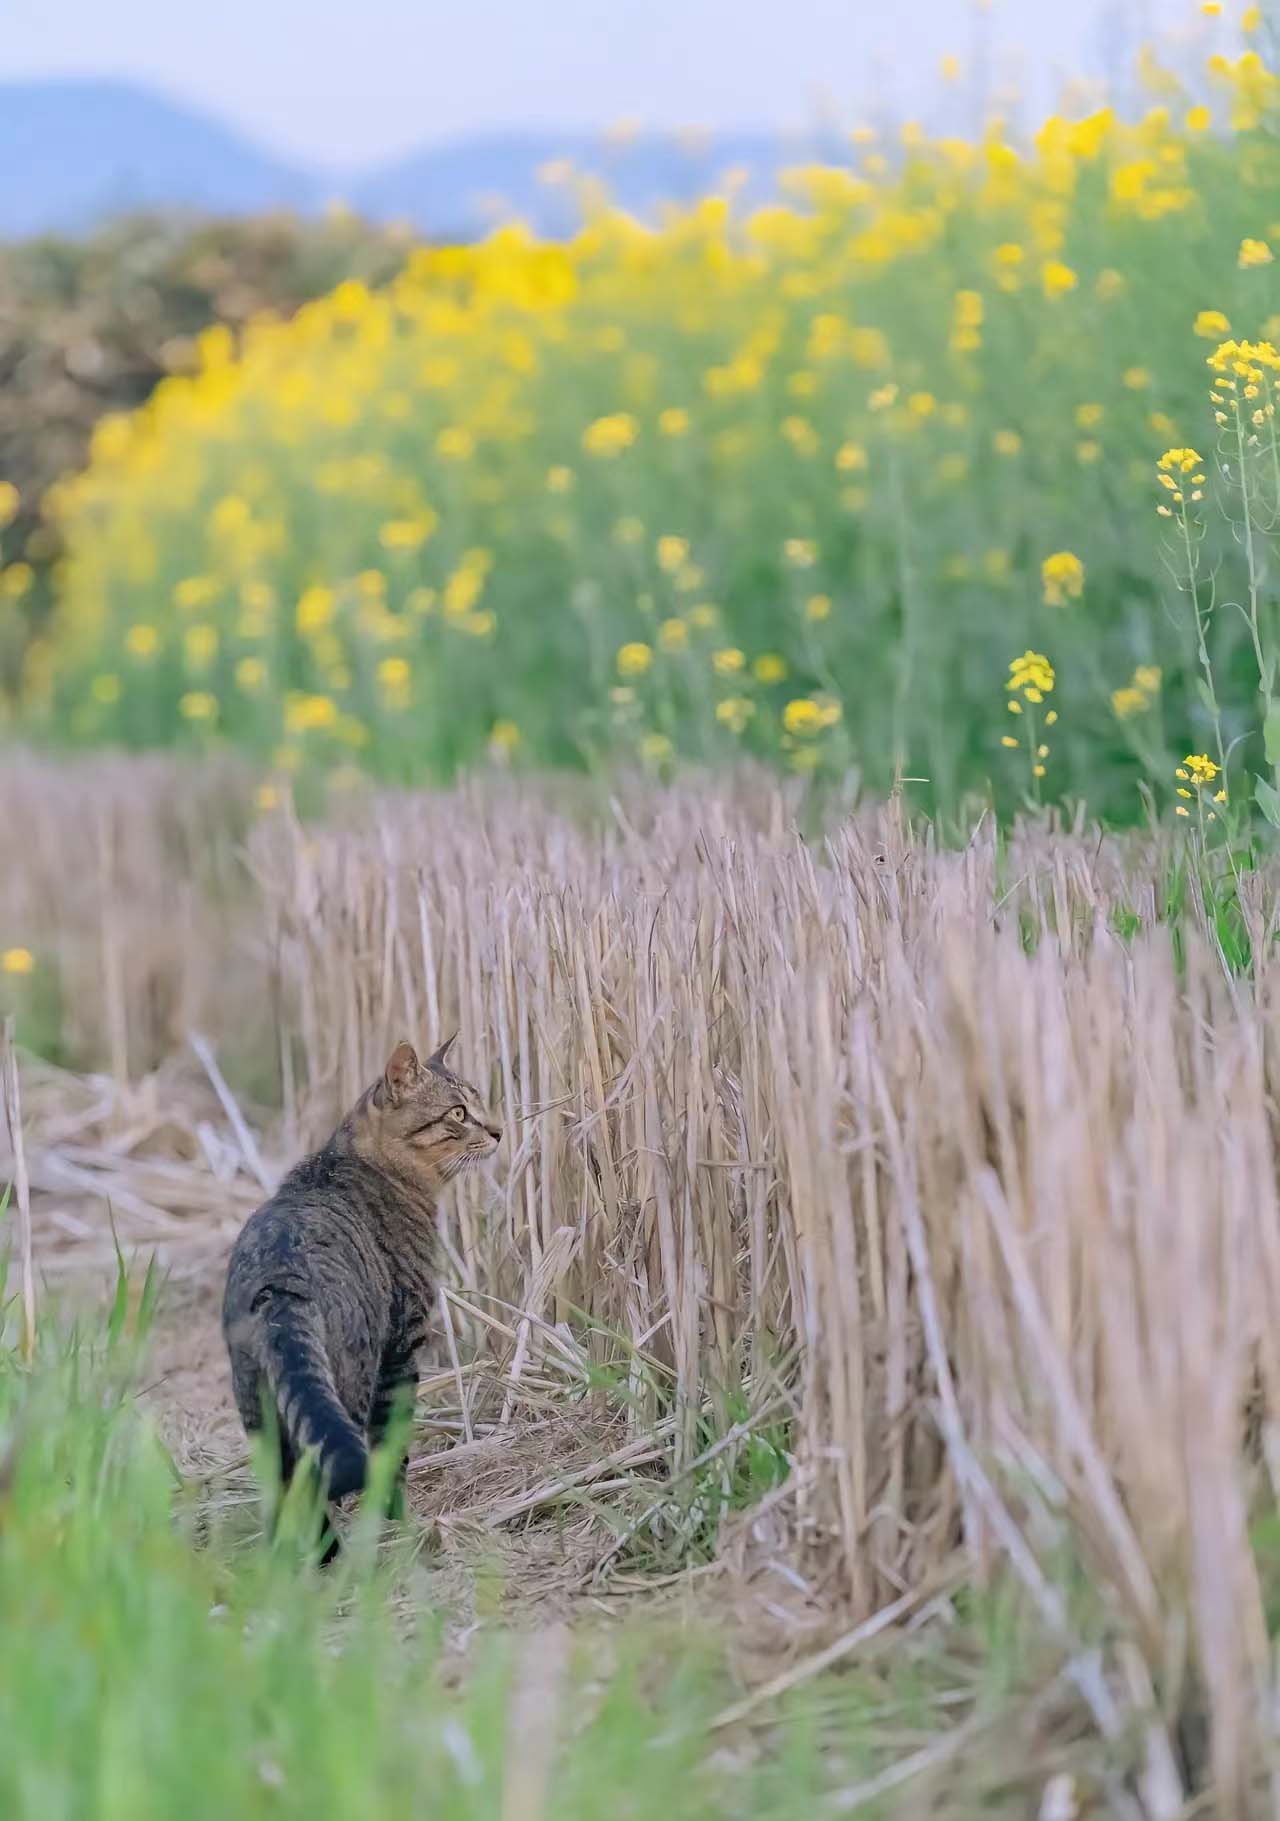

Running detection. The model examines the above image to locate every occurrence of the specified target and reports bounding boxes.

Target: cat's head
[359,1036,502,1188]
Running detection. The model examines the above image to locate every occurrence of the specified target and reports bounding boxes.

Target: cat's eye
[446,1105,466,1124]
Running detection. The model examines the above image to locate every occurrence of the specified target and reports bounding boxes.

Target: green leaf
[1266,709,1280,767]
[106,1202,129,1349]
[1195,677,1219,718]
[1256,776,1280,828]
[136,1252,164,1338]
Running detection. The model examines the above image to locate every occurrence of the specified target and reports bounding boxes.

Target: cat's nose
[486,1124,503,1144]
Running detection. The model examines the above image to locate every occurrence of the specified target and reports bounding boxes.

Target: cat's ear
[380,1040,421,1106]
[426,1032,457,1071]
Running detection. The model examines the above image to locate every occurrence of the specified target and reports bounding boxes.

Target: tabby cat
[222,1036,501,1551]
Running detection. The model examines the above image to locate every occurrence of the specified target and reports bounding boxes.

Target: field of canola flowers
[17,34,1280,819]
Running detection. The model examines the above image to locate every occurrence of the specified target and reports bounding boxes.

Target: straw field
[4,754,1280,1813]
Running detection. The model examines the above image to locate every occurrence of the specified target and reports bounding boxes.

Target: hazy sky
[1,0,1164,171]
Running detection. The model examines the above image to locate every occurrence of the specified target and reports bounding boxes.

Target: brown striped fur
[222,1036,500,1549]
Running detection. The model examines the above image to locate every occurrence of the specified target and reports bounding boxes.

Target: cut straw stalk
[1,1018,35,1361]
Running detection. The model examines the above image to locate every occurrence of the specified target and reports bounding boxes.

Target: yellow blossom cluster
[1002,651,1059,784]
[1111,665,1162,720]
[1041,552,1085,607]
[29,44,1280,803]
[1174,752,1228,819]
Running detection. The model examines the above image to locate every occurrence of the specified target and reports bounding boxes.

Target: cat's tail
[257,1295,368,1502]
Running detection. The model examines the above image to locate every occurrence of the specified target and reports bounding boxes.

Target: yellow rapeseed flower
[125,624,159,658]
[1,562,32,600]
[436,426,475,461]
[994,429,1022,456]
[174,576,218,612]
[753,653,787,683]
[179,691,218,724]
[835,442,868,472]
[1041,260,1078,298]
[616,641,653,677]
[782,415,819,455]
[489,719,520,752]
[784,538,817,568]
[443,565,486,619]
[1006,650,1056,698]
[1123,366,1151,389]
[459,610,496,639]
[658,407,690,436]
[546,465,574,493]
[1182,751,1219,784]
[658,618,688,651]
[0,481,19,527]
[1,947,34,975]
[954,289,984,327]
[1157,446,1202,475]
[296,586,336,633]
[1239,238,1273,269]
[1041,551,1084,606]
[657,535,690,573]
[284,691,338,733]
[583,413,638,457]
[379,512,437,552]
[712,647,745,675]
[715,696,755,733]
[1194,310,1231,339]
[235,657,266,691]
[783,697,825,736]
[805,594,832,621]
[640,732,673,763]
[375,657,411,710]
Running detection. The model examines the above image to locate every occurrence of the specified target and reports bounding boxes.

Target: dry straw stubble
[247,779,1280,1802]
[8,756,1280,1803]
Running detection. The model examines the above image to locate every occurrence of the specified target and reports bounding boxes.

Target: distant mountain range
[1,80,843,241]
